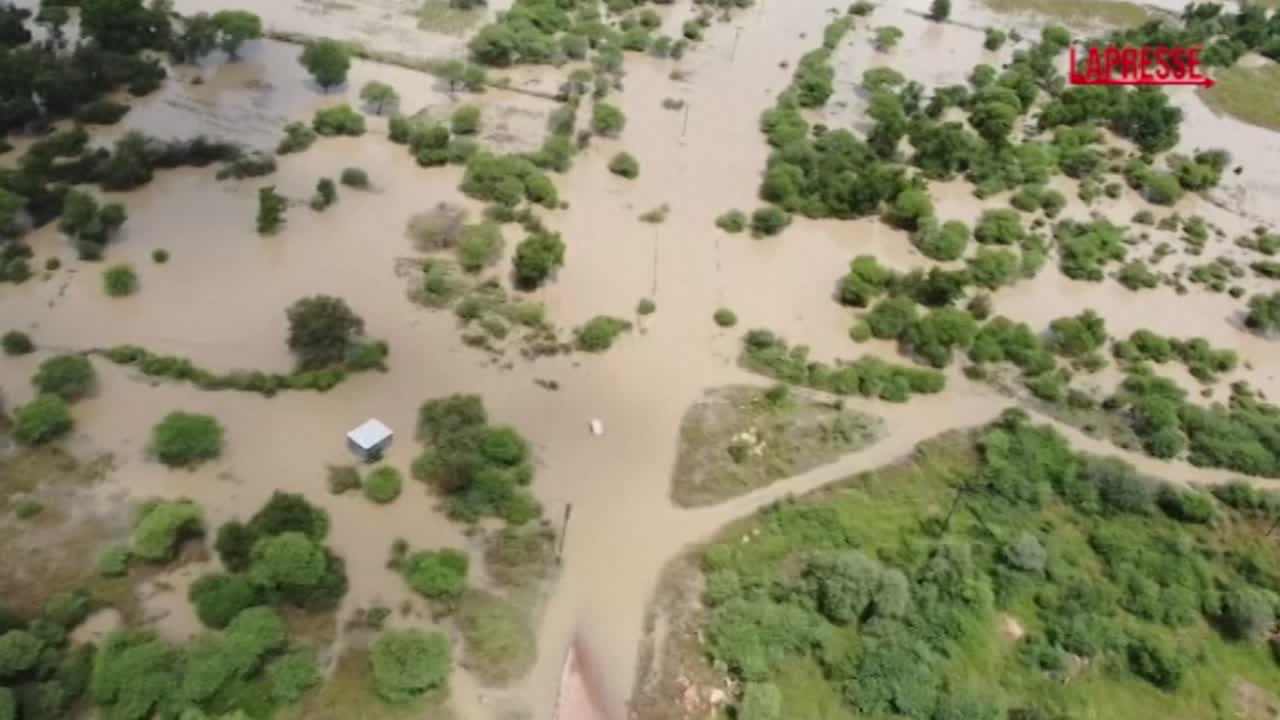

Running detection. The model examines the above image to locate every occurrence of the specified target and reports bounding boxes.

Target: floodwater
[4,1,1280,719]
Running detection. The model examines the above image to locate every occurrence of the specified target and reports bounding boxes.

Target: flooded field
[5,0,1280,718]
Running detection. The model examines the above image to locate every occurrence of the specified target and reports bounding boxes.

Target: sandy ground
[3,0,1280,718]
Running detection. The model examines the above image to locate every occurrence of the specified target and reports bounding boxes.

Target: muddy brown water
[4,1,1280,718]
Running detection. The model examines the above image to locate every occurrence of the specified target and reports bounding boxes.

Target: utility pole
[557,502,573,563]
[730,27,743,61]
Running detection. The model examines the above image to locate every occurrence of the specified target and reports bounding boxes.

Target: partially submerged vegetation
[671,385,884,507]
[642,411,1280,720]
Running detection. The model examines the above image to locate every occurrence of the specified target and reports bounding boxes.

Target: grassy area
[483,523,557,589]
[1200,61,1280,132]
[670,385,884,507]
[636,411,1280,720]
[417,0,486,35]
[980,0,1152,27]
[456,589,536,686]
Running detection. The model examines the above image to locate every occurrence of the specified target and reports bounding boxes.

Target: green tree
[2,330,33,356]
[866,296,918,339]
[173,12,218,63]
[257,186,286,234]
[401,548,469,601]
[609,151,639,179]
[1219,586,1275,640]
[513,232,565,289]
[369,628,451,704]
[13,395,73,445]
[1246,291,1280,335]
[450,105,481,134]
[285,294,365,369]
[133,500,205,562]
[973,208,1025,245]
[888,188,933,231]
[591,102,626,136]
[32,353,96,401]
[248,532,327,592]
[915,220,969,261]
[189,573,261,629]
[150,411,224,467]
[210,10,262,59]
[80,0,170,54]
[1049,309,1107,357]
[929,0,951,21]
[363,466,403,503]
[103,263,138,297]
[0,629,43,677]
[359,81,399,115]
[300,39,351,90]
[90,630,183,718]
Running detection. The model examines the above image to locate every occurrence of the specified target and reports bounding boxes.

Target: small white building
[347,418,393,461]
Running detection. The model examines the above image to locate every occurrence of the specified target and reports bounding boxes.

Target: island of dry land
[4,0,1280,719]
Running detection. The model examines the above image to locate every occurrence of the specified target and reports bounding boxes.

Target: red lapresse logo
[1069,45,1215,87]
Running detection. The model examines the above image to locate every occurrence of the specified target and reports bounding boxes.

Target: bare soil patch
[669,385,885,507]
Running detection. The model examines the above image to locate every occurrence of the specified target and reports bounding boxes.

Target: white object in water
[347,418,394,458]
[588,419,604,436]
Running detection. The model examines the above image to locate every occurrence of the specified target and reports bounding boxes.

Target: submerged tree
[359,81,399,115]
[300,38,351,91]
[211,10,262,59]
[256,186,287,235]
[285,295,365,370]
[929,0,951,21]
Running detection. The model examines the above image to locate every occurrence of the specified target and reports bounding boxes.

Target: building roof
[347,418,393,450]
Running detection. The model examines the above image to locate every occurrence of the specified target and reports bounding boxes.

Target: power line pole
[557,502,573,563]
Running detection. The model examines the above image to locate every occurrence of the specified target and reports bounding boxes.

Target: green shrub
[637,298,656,315]
[225,605,287,658]
[513,232,565,289]
[312,104,365,136]
[984,28,1007,51]
[150,411,224,467]
[102,262,138,295]
[369,628,451,704]
[750,207,790,236]
[716,210,747,233]
[450,105,481,135]
[591,102,626,136]
[246,531,340,604]
[268,650,321,704]
[340,167,370,188]
[0,629,44,676]
[13,395,73,445]
[1126,632,1184,689]
[90,629,182,718]
[12,495,42,518]
[456,223,504,273]
[133,499,204,562]
[189,573,261,629]
[310,178,337,211]
[32,353,95,401]
[401,548,469,601]
[151,249,169,263]
[97,544,132,577]
[575,316,633,352]
[2,330,33,355]
[713,308,738,328]
[608,151,639,178]
[914,220,969,261]
[363,465,403,504]
[276,121,317,154]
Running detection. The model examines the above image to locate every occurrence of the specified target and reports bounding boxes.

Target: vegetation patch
[979,0,1151,27]
[1200,61,1280,132]
[670,385,884,507]
[456,589,536,686]
[417,0,486,35]
[741,330,946,402]
[637,411,1280,720]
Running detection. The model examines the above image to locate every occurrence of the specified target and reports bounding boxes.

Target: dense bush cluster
[741,329,945,402]
[412,395,541,523]
[132,499,205,562]
[213,492,348,611]
[698,410,1280,720]
[369,628,450,704]
[1112,329,1239,383]
[397,547,469,602]
[574,315,632,351]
